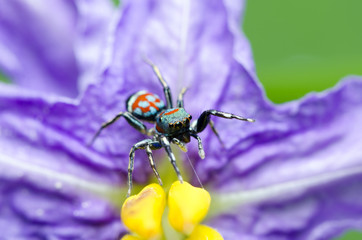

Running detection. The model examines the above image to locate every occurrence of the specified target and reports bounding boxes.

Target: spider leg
[195,110,255,133]
[191,119,221,145]
[89,112,147,145]
[145,145,163,186]
[128,139,155,197]
[143,57,173,108]
[171,138,188,152]
[177,87,188,108]
[159,135,183,183]
[147,128,156,136]
[190,133,205,159]
[208,119,225,148]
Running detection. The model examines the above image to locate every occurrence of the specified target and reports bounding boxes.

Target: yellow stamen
[186,225,224,240]
[121,184,166,240]
[120,235,143,240]
[168,181,211,235]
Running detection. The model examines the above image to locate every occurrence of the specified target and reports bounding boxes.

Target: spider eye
[176,122,182,127]
[189,115,192,120]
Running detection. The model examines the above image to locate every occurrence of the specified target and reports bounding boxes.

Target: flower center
[120,181,223,240]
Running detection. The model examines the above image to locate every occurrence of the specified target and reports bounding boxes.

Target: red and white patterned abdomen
[126,91,166,121]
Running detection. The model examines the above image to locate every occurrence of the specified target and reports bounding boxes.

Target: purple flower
[1,0,362,239]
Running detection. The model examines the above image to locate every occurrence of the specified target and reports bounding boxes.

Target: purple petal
[209,175,362,240]
[73,0,116,91]
[204,76,362,189]
[0,0,78,97]
[223,0,256,75]
[1,180,124,239]
[96,0,242,113]
[0,85,125,239]
[202,61,362,238]
[0,0,114,97]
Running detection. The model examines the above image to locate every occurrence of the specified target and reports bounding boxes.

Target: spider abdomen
[126,90,166,121]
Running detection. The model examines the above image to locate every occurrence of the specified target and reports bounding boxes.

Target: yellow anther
[120,235,143,240]
[186,225,224,240]
[121,184,166,240]
[168,181,211,235]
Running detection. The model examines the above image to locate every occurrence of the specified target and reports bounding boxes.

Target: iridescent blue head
[155,108,192,141]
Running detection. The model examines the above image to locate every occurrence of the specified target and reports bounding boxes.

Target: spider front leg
[171,138,188,152]
[193,109,255,144]
[128,139,163,197]
[89,112,147,145]
[191,118,224,147]
[208,119,225,148]
[190,132,205,159]
[159,135,183,183]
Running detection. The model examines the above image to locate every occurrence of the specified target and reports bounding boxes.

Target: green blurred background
[243,0,362,103]
[243,0,362,239]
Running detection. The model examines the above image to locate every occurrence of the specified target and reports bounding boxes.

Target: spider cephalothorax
[156,108,192,139]
[90,59,255,196]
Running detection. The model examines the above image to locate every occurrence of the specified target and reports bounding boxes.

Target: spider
[90,59,255,196]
